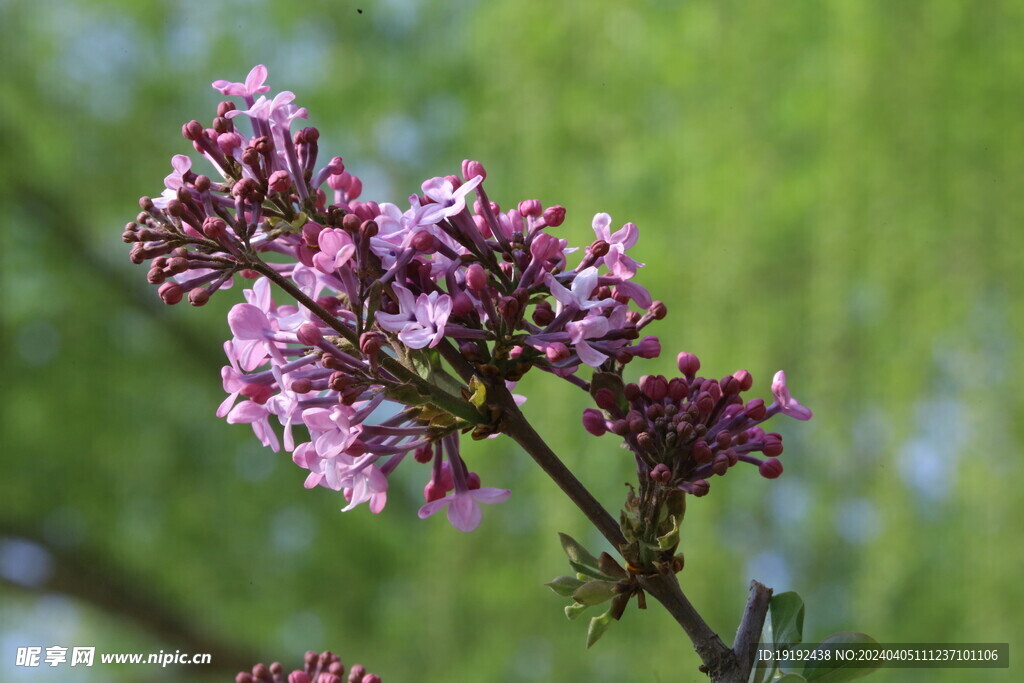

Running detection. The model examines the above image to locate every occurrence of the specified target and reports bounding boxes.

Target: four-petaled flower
[212,64,270,99]
[375,284,453,349]
[418,175,483,224]
[418,487,511,533]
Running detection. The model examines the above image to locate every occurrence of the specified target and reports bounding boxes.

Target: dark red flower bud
[543,205,566,227]
[759,459,784,479]
[692,440,712,464]
[745,398,767,421]
[582,409,607,436]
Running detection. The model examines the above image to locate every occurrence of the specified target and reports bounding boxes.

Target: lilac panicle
[122,65,665,532]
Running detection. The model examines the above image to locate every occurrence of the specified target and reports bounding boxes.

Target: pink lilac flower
[418,175,483,224]
[592,212,644,279]
[212,64,270,100]
[375,284,453,349]
[418,486,511,533]
[545,266,616,313]
[770,370,813,420]
[313,228,356,274]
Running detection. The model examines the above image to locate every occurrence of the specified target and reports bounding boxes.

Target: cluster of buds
[235,649,380,683]
[122,66,665,532]
[582,354,813,496]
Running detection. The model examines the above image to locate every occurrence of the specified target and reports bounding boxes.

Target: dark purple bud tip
[414,443,433,463]
[594,388,618,411]
[650,463,672,482]
[760,459,784,479]
[462,159,486,181]
[545,342,570,362]
[610,419,629,436]
[650,301,667,320]
[624,383,641,402]
[696,392,715,413]
[763,434,783,457]
[636,431,655,451]
[734,369,753,391]
[543,205,566,227]
[712,453,730,476]
[582,409,606,436]
[194,174,212,192]
[589,240,610,258]
[716,430,733,449]
[677,352,701,377]
[689,479,710,497]
[360,220,379,239]
[692,440,712,464]
[745,398,767,421]
[639,375,669,401]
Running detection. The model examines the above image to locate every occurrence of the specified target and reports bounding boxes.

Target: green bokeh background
[2,1,1021,681]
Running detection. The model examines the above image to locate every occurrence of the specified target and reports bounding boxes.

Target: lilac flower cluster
[582,354,812,495]
[122,66,663,532]
[236,649,380,683]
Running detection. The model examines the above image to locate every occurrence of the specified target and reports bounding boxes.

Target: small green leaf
[572,580,619,606]
[569,561,616,581]
[545,575,585,597]
[558,533,601,568]
[770,592,806,646]
[564,602,591,620]
[586,611,614,648]
[799,633,881,683]
[466,375,487,408]
[656,515,680,550]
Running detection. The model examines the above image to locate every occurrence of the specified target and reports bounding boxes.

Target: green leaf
[545,575,585,597]
[564,602,591,620]
[569,561,617,581]
[571,580,619,606]
[558,533,601,568]
[656,515,680,550]
[799,633,881,683]
[770,592,806,645]
[465,375,487,408]
[586,611,614,648]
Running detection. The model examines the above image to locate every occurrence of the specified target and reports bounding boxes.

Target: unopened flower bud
[677,352,701,378]
[188,287,211,306]
[543,205,566,227]
[624,383,641,401]
[414,443,433,463]
[649,301,667,320]
[716,430,733,449]
[610,419,629,436]
[636,431,655,451]
[589,240,610,258]
[297,322,323,346]
[462,159,486,181]
[650,463,672,482]
[734,369,753,391]
[720,375,741,396]
[518,199,542,217]
[639,375,668,401]
[759,459,784,479]
[158,282,183,305]
[691,440,712,464]
[269,170,292,194]
[696,392,715,413]
[594,388,618,411]
[712,453,730,476]
[582,409,606,436]
[532,301,555,326]
[182,120,204,141]
[763,433,783,457]
[545,342,570,362]
[409,229,436,252]
[688,479,711,497]
[424,481,446,503]
[465,263,487,292]
[744,398,767,421]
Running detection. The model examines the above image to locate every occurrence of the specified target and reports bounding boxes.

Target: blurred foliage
[2,0,1022,681]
